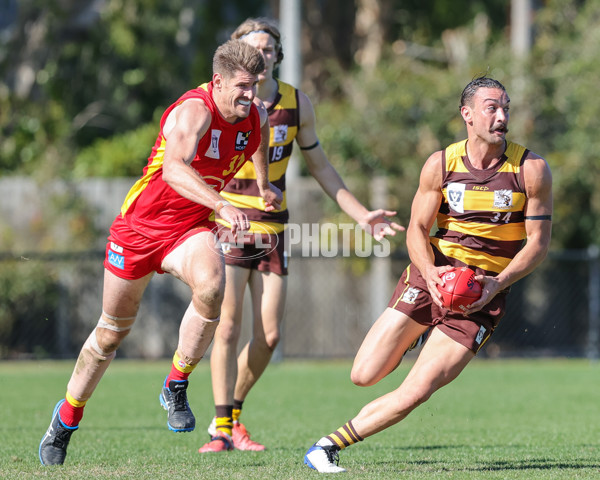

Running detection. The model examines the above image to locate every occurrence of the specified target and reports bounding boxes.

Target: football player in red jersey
[39,39,282,466]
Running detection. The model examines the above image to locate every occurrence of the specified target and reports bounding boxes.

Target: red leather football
[437,267,482,313]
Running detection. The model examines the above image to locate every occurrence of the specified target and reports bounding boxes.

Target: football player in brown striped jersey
[201,17,405,454]
[304,76,552,473]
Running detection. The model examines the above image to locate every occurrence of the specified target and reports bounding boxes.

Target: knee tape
[99,311,136,333]
[89,328,116,357]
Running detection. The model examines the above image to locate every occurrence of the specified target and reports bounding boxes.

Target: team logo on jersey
[447,182,466,214]
[401,287,421,305]
[235,130,251,151]
[493,189,513,209]
[273,124,288,143]
[205,129,222,159]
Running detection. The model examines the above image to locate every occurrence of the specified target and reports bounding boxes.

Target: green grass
[1,358,599,479]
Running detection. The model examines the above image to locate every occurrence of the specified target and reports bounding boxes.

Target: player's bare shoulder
[297,89,316,122]
[164,98,211,138]
[252,96,268,126]
[522,149,552,198]
[419,150,444,190]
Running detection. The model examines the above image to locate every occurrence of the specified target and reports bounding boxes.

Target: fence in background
[1,177,599,360]
[1,247,598,360]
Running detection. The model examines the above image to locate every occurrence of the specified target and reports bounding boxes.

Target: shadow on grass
[368,444,600,472]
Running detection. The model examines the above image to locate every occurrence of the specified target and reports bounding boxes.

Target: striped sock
[165,351,196,384]
[58,392,87,427]
[215,405,233,437]
[325,420,364,450]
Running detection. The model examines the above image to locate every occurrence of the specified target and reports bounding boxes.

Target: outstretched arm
[296,91,404,240]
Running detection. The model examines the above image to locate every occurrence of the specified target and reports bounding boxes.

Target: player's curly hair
[231,17,284,66]
[213,39,265,78]
[460,75,506,109]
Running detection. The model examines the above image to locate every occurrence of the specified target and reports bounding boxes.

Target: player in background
[198,17,404,453]
[39,39,282,466]
[304,75,553,473]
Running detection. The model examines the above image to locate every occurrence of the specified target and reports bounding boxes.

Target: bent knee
[264,331,280,351]
[253,331,280,353]
[350,366,378,387]
[215,320,241,345]
[192,282,224,313]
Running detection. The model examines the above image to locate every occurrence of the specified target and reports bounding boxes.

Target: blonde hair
[231,17,284,65]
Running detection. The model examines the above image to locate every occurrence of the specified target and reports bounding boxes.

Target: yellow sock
[66,391,87,408]
[215,416,233,437]
[232,408,241,423]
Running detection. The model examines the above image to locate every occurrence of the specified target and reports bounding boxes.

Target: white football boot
[304,438,346,473]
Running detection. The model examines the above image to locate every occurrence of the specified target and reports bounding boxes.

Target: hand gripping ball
[437,267,482,313]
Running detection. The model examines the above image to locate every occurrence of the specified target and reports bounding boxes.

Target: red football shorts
[104,214,216,280]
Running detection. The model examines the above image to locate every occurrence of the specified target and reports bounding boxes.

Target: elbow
[162,162,176,187]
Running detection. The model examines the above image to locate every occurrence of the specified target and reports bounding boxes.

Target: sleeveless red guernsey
[118,82,261,241]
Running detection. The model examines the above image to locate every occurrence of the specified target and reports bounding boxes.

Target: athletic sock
[232,398,244,423]
[165,351,196,385]
[215,405,233,437]
[59,392,87,427]
[324,420,364,450]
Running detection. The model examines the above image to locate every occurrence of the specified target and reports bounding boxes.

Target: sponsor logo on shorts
[108,251,125,270]
[401,287,421,304]
[110,242,123,254]
[475,325,486,344]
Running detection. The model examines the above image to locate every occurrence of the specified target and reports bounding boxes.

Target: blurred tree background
[1,0,598,250]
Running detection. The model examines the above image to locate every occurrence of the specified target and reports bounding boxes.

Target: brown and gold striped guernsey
[217,80,299,234]
[431,139,528,275]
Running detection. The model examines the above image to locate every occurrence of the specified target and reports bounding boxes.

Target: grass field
[1,358,599,479]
